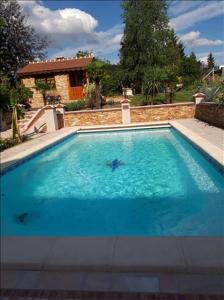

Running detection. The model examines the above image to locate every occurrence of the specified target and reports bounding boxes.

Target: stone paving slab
[1,289,224,299]
[173,119,224,150]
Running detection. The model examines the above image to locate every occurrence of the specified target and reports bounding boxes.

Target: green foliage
[207,52,215,70]
[203,81,224,104]
[64,100,86,111]
[0,0,47,80]
[87,59,109,84]
[84,82,96,109]
[120,0,184,91]
[129,94,148,106]
[0,135,28,152]
[180,52,202,85]
[75,50,91,58]
[101,64,125,96]
[34,80,51,105]
[10,88,21,141]
[87,59,109,108]
[143,67,167,104]
[0,73,10,110]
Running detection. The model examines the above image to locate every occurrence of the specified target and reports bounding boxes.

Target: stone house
[17,56,94,109]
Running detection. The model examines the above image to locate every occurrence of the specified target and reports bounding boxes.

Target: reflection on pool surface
[1,128,224,236]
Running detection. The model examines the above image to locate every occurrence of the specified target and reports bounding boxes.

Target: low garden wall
[64,108,122,126]
[64,102,195,127]
[195,103,224,129]
[131,102,195,123]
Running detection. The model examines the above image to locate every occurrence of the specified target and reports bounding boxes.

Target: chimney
[56,56,65,61]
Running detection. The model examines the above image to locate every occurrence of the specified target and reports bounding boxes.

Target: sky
[19,0,224,65]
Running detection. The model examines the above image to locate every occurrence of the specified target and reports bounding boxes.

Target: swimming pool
[1,128,224,236]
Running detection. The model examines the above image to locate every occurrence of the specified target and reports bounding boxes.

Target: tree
[207,52,215,70]
[75,50,92,58]
[86,60,109,108]
[143,67,166,104]
[120,0,182,92]
[10,89,21,142]
[0,0,48,81]
[180,52,201,84]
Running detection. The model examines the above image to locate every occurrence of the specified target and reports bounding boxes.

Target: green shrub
[0,135,28,152]
[64,100,86,111]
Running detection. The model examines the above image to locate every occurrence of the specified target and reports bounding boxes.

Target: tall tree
[207,52,215,69]
[180,52,201,84]
[120,0,182,92]
[0,0,48,82]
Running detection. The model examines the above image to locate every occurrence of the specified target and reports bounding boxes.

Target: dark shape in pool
[15,212,28,224]
[106,159,125,172]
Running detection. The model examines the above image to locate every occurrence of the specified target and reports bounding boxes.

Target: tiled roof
[17,56,93,77]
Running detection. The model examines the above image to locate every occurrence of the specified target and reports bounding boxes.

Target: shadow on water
[2,190,223,236]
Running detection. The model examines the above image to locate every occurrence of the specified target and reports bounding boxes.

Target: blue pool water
[1,128,224,236]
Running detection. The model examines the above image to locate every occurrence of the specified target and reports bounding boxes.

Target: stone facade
[64,108,122,126]
[64,103,195,127]
[22,77,44,109]
[55,74,69,102]
[195,103,224,129]
[22,73,73,109]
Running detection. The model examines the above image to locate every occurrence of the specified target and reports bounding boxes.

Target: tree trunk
[95,81,101,109]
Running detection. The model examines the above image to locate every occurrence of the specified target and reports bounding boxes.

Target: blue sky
[20,0,224,65]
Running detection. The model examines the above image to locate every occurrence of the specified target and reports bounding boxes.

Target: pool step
[78,123,170,133]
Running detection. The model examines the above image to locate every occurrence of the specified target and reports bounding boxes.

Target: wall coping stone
[131,102,194,110]
[197,102,223,106]
[65,107,122,114]
[65,102,195,114]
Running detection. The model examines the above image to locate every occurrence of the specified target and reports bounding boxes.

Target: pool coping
[1,237,224,274]
[1,121,224,274]
[170,120,224,170]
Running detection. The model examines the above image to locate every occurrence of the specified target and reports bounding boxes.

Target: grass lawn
[129,86,196,106]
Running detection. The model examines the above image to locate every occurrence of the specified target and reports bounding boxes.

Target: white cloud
[179,31,224,47]
[196,50,224,65]
[52,24,123,61]
[168,1,203,17]
[18,0,124,60]
[19,0,98,47]
[170,1,224,31]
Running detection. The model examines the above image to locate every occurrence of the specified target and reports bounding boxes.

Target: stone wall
[55,74,70,102]
[131,102,195,123]
[22,77,44,109]
[64,108,122,126]
[195,103,224,129]
[22,73,71,109]
[64,103,195,127]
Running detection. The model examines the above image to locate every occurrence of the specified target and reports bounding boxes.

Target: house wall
[22,77,44,109]
[55,74,70,102]
[64,103,195,127]
[195,103,224,129]
[22,73,81,109]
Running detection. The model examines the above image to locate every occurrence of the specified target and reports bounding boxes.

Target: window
[35,75,56,89]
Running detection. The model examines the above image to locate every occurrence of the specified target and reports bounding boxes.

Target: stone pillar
[55,104,65,114]
[44,105,58,132]
[121,99,131,124]
[193,92,205,104]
